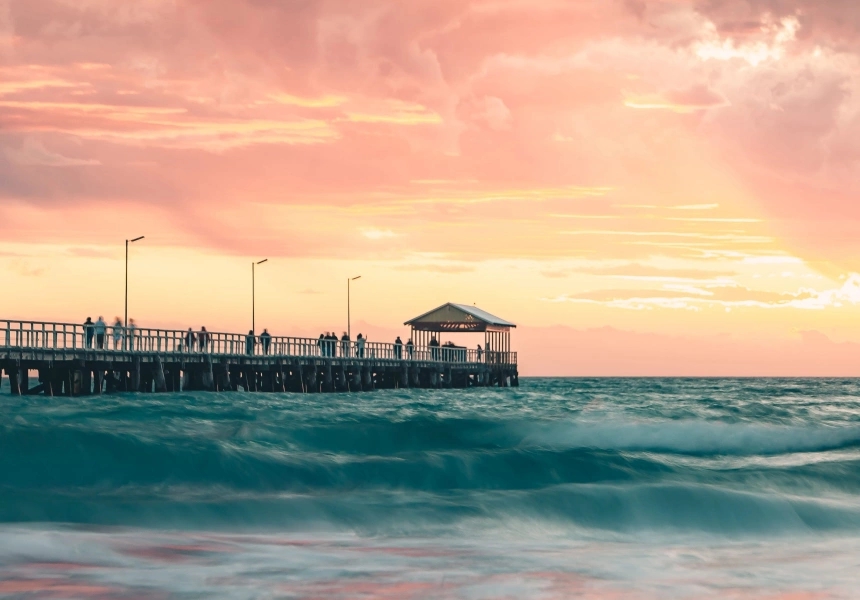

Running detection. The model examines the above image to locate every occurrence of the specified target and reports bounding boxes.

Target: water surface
[1,378,859,598]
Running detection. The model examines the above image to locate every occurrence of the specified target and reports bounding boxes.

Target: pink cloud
[2,0,860,374]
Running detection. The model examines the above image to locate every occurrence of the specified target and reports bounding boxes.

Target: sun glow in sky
[3,0,860,375]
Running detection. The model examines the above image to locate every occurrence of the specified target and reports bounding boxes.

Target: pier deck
[1,320,518,395]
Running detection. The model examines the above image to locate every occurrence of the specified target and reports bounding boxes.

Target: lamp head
[130,236,145,243]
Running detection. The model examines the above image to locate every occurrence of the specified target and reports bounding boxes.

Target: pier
[0,304,518,395]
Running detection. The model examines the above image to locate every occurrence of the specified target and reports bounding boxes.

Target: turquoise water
[1,378,860,597]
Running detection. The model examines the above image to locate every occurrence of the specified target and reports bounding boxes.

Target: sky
[3,0,860,375]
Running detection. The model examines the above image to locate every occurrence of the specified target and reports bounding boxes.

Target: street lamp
[125,236,145,335]
[252,259,268,333]
[348,275,362,340]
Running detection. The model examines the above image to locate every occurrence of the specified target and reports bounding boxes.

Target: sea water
[1,378,859,598]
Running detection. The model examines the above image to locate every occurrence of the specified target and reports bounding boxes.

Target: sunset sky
[3,0,860,375]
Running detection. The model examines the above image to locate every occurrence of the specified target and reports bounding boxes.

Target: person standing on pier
[394,336,403,360]
[198,326,209,352]
[95,316,107,349]
[341,332,349,357]
[430,336,440,361]
[356,333,365,358]
[260,329,272,355]
[185,328,196,353]
[112,317,123,350]
[477,344,483,362]
[128,319,137,351]
[246,330,255,355]
[329,332,338,357]
[84,317,95,348]
[406,338,414,360]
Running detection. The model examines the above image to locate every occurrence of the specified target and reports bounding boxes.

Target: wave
[523,420,860,456]
[4,418,860,490]
[4,382,860,537]
[2,482,859,537]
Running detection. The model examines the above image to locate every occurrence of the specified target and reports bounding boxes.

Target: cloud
[7,259,48,277]
[548,274,860,311]
[269,93,347,108]
[555,284,806,305]
[742,255,804,265]
[670,204,719,210]
[542,263,738,279]
[0,0,859,272]
[693,15,800,66]
[4,138,101,167]
[344,100,443,125]
[393,263,475,274]
[462,95,513,130]
[624,84,729,113]
[361,228,402,240]
[66,246,114,258]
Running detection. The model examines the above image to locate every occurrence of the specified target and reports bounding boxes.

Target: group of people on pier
[187,327,274,355]
[80,317,497,363]
[318,332,370,358]
[83,316,138,350]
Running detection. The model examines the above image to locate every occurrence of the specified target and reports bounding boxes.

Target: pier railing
[1,320,517,365]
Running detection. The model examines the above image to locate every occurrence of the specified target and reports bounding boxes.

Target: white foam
[522,420,860,455]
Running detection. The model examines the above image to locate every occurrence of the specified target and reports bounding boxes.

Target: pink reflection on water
[0,579,116,596]
[118,542,235,563]
[277,579,442,599]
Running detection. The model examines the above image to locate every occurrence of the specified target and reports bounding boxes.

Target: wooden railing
[0,320,517,365]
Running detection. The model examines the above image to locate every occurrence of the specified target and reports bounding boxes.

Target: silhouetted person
[318,333,325,357]
[477,344,483,362]
[328,331,337,357]
[341,332,349,357]
[356,333,365,358]
[185,327,196,352]
[84,317,94,348]
[128,319,137,351]
[394,336,403,359]
[95,316,107,349]
[246,330,255,355]
[430,336,440,361]
[199,326,209,352]
[112,317,123,350]
[260,328,271,354]
[406,338,414,359]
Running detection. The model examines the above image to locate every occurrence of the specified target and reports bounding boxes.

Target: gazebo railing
[0,320,517,365]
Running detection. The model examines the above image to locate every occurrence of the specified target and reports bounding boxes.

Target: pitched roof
[405,303,516,328]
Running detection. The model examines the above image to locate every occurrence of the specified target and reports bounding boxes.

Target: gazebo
[404,303,516,362]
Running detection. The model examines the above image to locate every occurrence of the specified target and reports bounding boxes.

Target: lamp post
[252,259,268,333]
[348,275,361,340]
[125,236,145,336]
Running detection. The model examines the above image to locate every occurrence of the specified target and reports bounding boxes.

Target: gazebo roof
[405,303,516,332]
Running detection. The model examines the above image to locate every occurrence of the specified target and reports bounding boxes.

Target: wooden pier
[1,308,519,396]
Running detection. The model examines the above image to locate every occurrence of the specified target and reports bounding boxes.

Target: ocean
[1,378,859,598]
